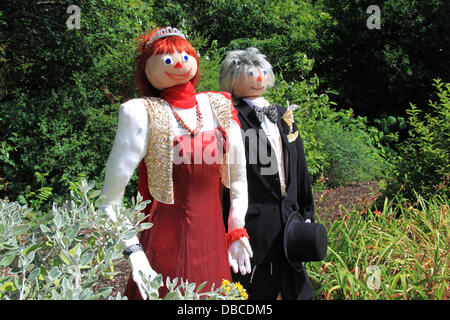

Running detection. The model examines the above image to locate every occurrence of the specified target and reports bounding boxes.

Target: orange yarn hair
[134,28,200,97]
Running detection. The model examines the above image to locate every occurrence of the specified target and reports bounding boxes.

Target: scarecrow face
[144,49,198,91]
[232,67,270,99]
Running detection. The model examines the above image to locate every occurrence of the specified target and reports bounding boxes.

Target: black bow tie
[254,104,279,123]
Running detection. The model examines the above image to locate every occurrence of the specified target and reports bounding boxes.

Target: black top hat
[283,211,328,271]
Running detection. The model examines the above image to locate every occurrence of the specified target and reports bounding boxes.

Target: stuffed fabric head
[135,27,200,97]
[219,47,275,101]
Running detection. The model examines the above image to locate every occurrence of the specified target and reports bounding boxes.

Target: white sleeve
[227,119,248,231]
[100,99,149,246]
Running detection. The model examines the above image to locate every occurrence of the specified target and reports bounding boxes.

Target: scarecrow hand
[128,251,159,300]
[228,236,253,275]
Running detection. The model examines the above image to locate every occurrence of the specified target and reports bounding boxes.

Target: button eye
[163,55,173,65]
[248,70,254,76]
[181,52,189,61]
[262,69,268,75]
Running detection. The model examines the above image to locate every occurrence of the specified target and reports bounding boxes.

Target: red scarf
[160,82,197,109]
[160,82,241,126]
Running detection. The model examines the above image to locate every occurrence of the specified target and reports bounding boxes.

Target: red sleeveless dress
[124,129,232,299]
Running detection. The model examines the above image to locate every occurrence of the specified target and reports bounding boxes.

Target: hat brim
[283,211,304,272]
[283,211,328,271]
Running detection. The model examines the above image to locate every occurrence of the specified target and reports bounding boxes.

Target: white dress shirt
[243,97,287,197]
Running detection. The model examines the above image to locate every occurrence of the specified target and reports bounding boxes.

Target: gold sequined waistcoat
[144,92,231,204]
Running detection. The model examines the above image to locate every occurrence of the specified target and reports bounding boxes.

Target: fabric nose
[174,61,182,69]
[257,75,262,82]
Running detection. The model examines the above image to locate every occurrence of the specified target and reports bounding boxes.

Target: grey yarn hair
[219,47,275,97]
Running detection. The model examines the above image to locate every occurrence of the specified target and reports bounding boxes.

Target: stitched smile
[165,68,192,80]
[251,86,265,90]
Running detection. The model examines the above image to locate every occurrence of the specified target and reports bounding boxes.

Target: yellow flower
[233,282,243,291]
[232,281,248,300]
[221,279,231,287]
[220,279,248,299]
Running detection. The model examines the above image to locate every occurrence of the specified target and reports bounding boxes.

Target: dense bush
[180,0,333,82]
[0,0,157,204]
[382,80,450,201]
[0,0,375,209]
[0,180,145,300]
[314,118,384,188]
[0,180,247,300]
[266,73,386,189]
[308,193,449,299]
[372,115,407,157]
[1,0,447,302]
[317,0,450,118]
[162,0,450,119]
[2,0,447,205]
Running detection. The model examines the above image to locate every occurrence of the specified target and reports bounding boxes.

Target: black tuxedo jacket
[224,99,315,265]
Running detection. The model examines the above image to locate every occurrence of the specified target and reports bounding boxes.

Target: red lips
[165,68,192,81]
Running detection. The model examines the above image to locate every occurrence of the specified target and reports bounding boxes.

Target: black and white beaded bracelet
[122,243,144,258]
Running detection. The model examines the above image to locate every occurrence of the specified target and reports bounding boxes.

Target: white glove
[228,237,253,275]
[128,250,159,300]
[102,203,158,299]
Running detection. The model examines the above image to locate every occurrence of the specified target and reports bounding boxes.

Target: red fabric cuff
[226,228,249,248]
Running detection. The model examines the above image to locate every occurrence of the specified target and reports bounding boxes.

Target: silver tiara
[144,27,186,48]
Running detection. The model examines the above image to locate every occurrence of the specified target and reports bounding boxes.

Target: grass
[307,193,449,300]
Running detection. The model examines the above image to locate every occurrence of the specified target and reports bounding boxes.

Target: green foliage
[373,115,407,157]
[150,0,332,82]
[267,75,329,178]
[314,119,385,188]
[266,74,386,188]
[195,41,224,93]
[308,193,449,300]
[382,80,450,201]
[317,0,450,117]
[1,0,446,210]
[0,180,247,300]
[22,172,53,212]
[0,180,148,300]
[0,0,369,203]
[187,0,332,82]
[2,2,447,300]
[0,0,156,203]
